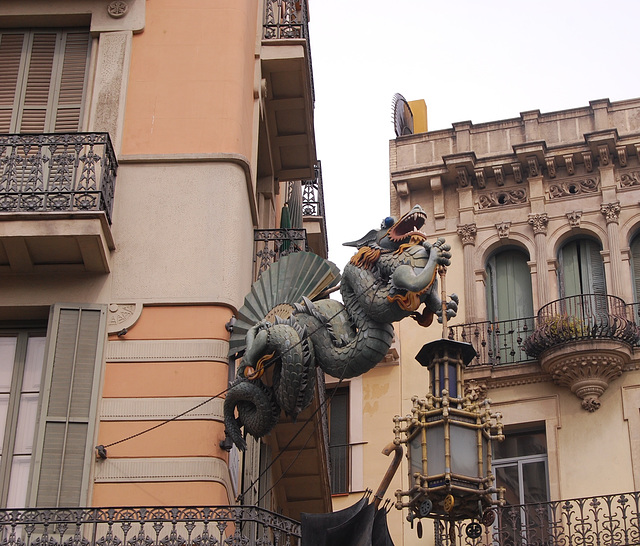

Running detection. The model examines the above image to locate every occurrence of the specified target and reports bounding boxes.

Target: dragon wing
[228,251,341,356]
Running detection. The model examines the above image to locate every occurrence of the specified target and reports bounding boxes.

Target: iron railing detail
[0,133,117,224]
[435,490,640,546]
[254,228,307,279]
[301,163,325,218]
[523,294,640,357]
[0,506,301,546]
[447,317,537,367]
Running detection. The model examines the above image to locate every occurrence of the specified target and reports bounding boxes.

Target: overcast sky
[308,0,640,270]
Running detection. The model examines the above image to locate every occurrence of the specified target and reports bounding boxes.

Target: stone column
[601,202,623,298]
[528,213,550,308]
[457,223,477,321]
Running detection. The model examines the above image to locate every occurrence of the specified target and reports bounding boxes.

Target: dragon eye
[382,216,395,229]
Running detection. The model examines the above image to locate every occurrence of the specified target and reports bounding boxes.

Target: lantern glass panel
[450,422,478,478]
[409,429,424,476]
[425,424,445,476]
[430,363,458,396]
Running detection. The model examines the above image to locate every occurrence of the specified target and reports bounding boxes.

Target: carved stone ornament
[512,163,523,183]
[457,223,477,246]
[542,350,625,412]
[583,152,593,172]
[107,303,143,334]
[107,0,129,18]
[545,157,556,178]
[496,221,511,239]
[456,167,470,188]
[563,154,575,175]
[617,146,627,167]
[528,213,549,235]
[527,156,540,177]
[464,379,488,403]
[478,189,527,209]
[493,166,504,186]
[566,210,583,228]
[600,201,621,224]
[619,171,640,188]
[548,177,599,199]
[475,169,486,189]
[598,145,610,166]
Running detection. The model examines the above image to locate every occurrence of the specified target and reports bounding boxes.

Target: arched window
[485,249,534,365]
[630,233,640,303]
[558,238,605,298]
[486,249,534,322]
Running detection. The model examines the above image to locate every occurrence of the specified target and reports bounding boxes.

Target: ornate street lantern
[393,269,504,539]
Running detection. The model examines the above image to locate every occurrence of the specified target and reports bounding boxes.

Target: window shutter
[31,305,106,508]
[493,250,533,321]
[631,236,640,303]
[0,33,26,132]
[583,239,606,295]
[559,241,581,298]
[53,31,90,132]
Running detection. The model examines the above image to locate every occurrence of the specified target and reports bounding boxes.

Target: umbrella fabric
[279,203,292,252]
[325,501,376,546]
[288,180,304,229]
[372,508,395,546]
[300,495,368,546]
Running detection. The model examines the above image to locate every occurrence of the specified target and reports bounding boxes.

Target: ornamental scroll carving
[528,213,549,235]
[477,188,527,209]
[619,171,640,188]
[600,202,621,224]
[457,224,477,245]
[548,177,599,199]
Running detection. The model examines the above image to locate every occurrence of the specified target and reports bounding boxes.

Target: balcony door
[486,249,534,364]
[0,29,90,133]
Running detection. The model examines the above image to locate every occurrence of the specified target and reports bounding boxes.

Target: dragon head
[344,205,428,251]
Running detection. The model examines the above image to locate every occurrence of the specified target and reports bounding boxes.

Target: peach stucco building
[0,0,329,530]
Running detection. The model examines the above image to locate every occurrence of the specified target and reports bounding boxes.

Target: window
[558,238,605,298]
[493,428,550,546]
[328,387,349,494]
[630,233,640,303]
[486,249,534,364]
[0,29,90,133]
[0,305,105,508]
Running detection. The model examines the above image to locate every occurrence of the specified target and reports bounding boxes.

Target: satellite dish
[392,93,414,137]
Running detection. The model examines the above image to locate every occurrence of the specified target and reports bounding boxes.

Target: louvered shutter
[0,33,25,132]
[0,29,89,134]
[31,305,106,508]
[631,236,640,303]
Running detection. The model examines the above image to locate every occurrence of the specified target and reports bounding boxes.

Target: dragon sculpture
[225,205,458,449]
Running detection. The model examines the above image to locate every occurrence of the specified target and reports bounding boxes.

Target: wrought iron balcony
[436,490,640,546]
[254,228,307,279]
[522,294,640,358]
[447,317,537,367]
[0,506,300,546]
[0,133,117,224]
[264,0,310,42]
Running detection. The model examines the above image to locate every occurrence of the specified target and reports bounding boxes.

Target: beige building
[0,0,329,541]
[332,98,640,545]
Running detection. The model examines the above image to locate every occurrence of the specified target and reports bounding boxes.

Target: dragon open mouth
[387,208,427,243]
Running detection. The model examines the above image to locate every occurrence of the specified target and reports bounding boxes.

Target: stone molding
[107,303,143,334]
[495,221,511,239]
[94,457,232,489]
[106,339,229,363]
[566,210,583,228]
[100,397,224,421]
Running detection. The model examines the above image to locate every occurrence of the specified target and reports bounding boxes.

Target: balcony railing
[301,163,325,219]
[435,490,640,546]
[254,228,307,279]
[0,133,117,224]
[447,317,537,367]
[523,294,640,358]
[0,506,301,546]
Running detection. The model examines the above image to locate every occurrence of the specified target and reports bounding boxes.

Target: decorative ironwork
[522,294,640,358]
[0,133,117,224]
[548,177,599,199]
[0,506,301,546]
[254,228,307,279]
[447,317,537,367]
[435,490,640,546]
[301,163,325,218]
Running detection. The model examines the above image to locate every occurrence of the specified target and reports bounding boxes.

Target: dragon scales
[225,205,458,449]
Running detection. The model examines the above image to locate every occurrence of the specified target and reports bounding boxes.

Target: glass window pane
[522,461,549,504]
[6,454,30,508]
[22,336,45,392]
[495,464,520,505]
[450,423,478,477]
[13,393,39,454]
[494,430,547,460]
[0,337,17,391]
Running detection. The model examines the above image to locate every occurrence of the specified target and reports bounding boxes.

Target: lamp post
[393,265,504,540]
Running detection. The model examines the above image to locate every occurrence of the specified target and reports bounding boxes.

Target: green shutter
[489,250,533,321]
[631,236,640,303]
[559,241,581,298]
[31,304,106,508]
[560,239,606,296]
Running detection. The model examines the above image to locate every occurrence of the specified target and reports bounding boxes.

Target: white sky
[308,0,640,270]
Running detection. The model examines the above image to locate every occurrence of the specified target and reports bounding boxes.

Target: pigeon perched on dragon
[225,205,458,449]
